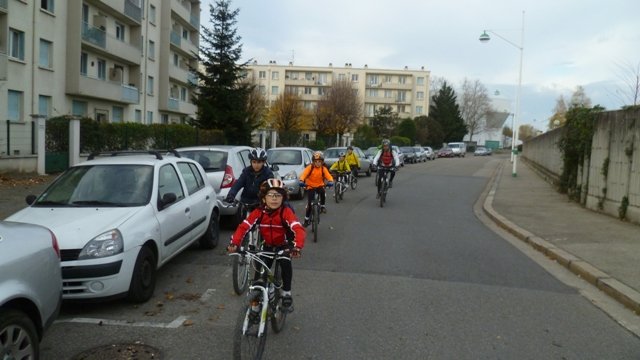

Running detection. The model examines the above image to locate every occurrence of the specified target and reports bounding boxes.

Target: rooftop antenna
[290,50,295,65]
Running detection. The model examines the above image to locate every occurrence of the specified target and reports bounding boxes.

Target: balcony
[172,1,198,30]
[82,22,141,64]
[169,64,198,86]
[169,31,198,58]
[92,0,141,25]
[161,97,196,115]
[124,0,142,23]
[71,75,140,104]
[0,0,7,12]
[0,51,6,81]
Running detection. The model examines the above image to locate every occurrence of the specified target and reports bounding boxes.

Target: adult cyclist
[373,139,400,188]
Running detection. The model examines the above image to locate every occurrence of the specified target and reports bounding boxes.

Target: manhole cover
[72,343,161,360]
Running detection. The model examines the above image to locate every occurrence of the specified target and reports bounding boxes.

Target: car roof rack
[87,150,177,160]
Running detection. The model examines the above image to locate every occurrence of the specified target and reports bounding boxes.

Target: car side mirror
[271,164,279,172]
[159,192,177,209]
[26,195,37,205]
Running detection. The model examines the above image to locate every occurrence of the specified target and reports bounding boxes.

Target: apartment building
[0,0,199,156]
[245,62,431,128]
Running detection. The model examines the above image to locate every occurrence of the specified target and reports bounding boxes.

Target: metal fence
[0,120,36,157]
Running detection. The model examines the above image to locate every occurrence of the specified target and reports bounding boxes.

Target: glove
[227,243,238,254]
[326,181,334,188]
[224,194,235,203]
[291,247,302,258]
[298,181,305,187]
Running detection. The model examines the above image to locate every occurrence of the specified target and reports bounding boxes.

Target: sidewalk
[483,158,640,316]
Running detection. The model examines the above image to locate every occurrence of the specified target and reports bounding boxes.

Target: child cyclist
[329,152,351,185]
[227,178,305,311]
[299,151,334,227]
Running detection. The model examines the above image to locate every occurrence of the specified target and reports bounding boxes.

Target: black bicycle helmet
[249,147,268,161]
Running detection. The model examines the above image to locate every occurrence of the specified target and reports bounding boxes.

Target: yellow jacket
[330,160,351,173]
[345,151,360,168]
[299,164,334,189]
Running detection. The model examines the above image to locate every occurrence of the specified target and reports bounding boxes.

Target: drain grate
[72,343,161,360]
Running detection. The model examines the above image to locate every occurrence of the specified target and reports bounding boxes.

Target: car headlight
[79,229,124,259]
[283,171,297,181]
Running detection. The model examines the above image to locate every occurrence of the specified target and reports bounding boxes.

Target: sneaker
[388,181,393,189]
[281,295,293,313]
[320,206,327,214]
[303,218,310,227]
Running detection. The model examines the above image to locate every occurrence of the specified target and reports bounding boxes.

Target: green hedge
[46,116,225,153]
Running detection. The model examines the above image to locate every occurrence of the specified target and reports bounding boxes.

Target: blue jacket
[228,165,274,204]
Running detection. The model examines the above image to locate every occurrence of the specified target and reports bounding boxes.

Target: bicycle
[224,200,263,295]
[332,172,349,203]
[348,171,358,190]
[231,248,291,360]
[376,166,395,208]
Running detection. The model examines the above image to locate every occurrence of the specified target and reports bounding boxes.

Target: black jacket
[227,165,275,204]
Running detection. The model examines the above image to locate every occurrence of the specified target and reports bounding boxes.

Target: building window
[8,90,23,121]
[149,5,156,24]
[384,90,392,98]
[351,74,358,82]
[9,28,25,61]
[368,75,378,85]
[398,76,406,84]
[318,87,326,96]
[97,59,106,80]
[365,104,375,117]
[397,91,406,102]
[304,87,312,95]
[258,71,266,79]
[338,73,346,81]
[38,95,51,117]
[147,76,154,95]
[147,111,153,124]
[398,105,406,113]
[384,75,392,83]
[271,86,279,95]
[305,72,312,80]
[80,52,88,75]
[367,89,378,97]
[112,106,124,123]
[258,85,266,95]
[416,91,424,100]
[182,29,188,40]
[271,71,279,80]
[417,77,425,86]
[173,53,179,66]
[115,23,125,41]
[72,100,88,116]
[148,40,155,60]
[41,0,55,13]
[180,87,187,101]
[39,39,53,69]
[135,110,142,123]
[161,114,169,124]
[416,106,423,115]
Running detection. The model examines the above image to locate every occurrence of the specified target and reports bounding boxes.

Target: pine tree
[428,82,467,142]
[192,0,255,144]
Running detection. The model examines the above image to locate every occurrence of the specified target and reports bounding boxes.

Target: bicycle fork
[243,285,269,337]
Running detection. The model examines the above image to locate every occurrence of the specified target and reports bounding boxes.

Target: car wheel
[127,245,157,303]
[0,308,39,360]
[366,167,371,177]
[296,186,305,200]
[199,210,220,249]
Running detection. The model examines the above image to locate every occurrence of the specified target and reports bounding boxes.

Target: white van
[447,142,467,157]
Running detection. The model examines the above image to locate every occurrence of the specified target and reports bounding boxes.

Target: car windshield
[35,165,154,207]
[323,149,343,158]
[400,147,414,153]
[267,149,302,165]
[449,144,461,149]
[177,150,227,171]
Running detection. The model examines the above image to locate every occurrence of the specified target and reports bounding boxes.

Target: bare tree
[610,60,640,107]
[569,85,592,108]
[243,78,267,131]
[267,90,309,146]
[519,124,537,141]
[314,79,362,140]
[548,95,567,130]
[458,78,491,142]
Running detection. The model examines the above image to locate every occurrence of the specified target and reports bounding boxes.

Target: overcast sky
[200,0,640,131]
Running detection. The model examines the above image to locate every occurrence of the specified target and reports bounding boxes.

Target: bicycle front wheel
[233,304,267,360]
[380,183,387,208]
[334,184,340,203]
[270,264,287,333]
[232,236,251,295]
[312,205,319,242]
[350,176,358,190]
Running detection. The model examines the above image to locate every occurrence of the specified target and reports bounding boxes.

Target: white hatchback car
[7,151,220,303]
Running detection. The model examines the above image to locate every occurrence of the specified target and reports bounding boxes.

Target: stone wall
[522,108,640,225]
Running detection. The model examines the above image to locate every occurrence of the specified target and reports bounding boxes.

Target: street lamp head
[479,31,491,43]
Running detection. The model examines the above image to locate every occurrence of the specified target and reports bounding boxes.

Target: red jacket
[230,206,305,249]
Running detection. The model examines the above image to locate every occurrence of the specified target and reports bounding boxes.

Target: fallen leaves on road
[0,174,53,188]
[182,319,194,327]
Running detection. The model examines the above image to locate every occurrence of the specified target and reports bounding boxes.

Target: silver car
[323,146,372,176]
[175,146,279,225]
[1,221,62,358]
[267,147,314,199]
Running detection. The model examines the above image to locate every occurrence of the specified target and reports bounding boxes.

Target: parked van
[447,142,467,157]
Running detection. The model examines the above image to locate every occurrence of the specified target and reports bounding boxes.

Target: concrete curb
[483,162,640,316]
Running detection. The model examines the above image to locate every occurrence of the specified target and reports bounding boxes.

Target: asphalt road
[8,157,640,359]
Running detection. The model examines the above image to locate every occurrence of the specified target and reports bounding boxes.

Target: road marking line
[199,288,216,302]
[56,315,189,329]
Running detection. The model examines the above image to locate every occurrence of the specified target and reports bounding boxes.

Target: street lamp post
[479,10,525,177]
